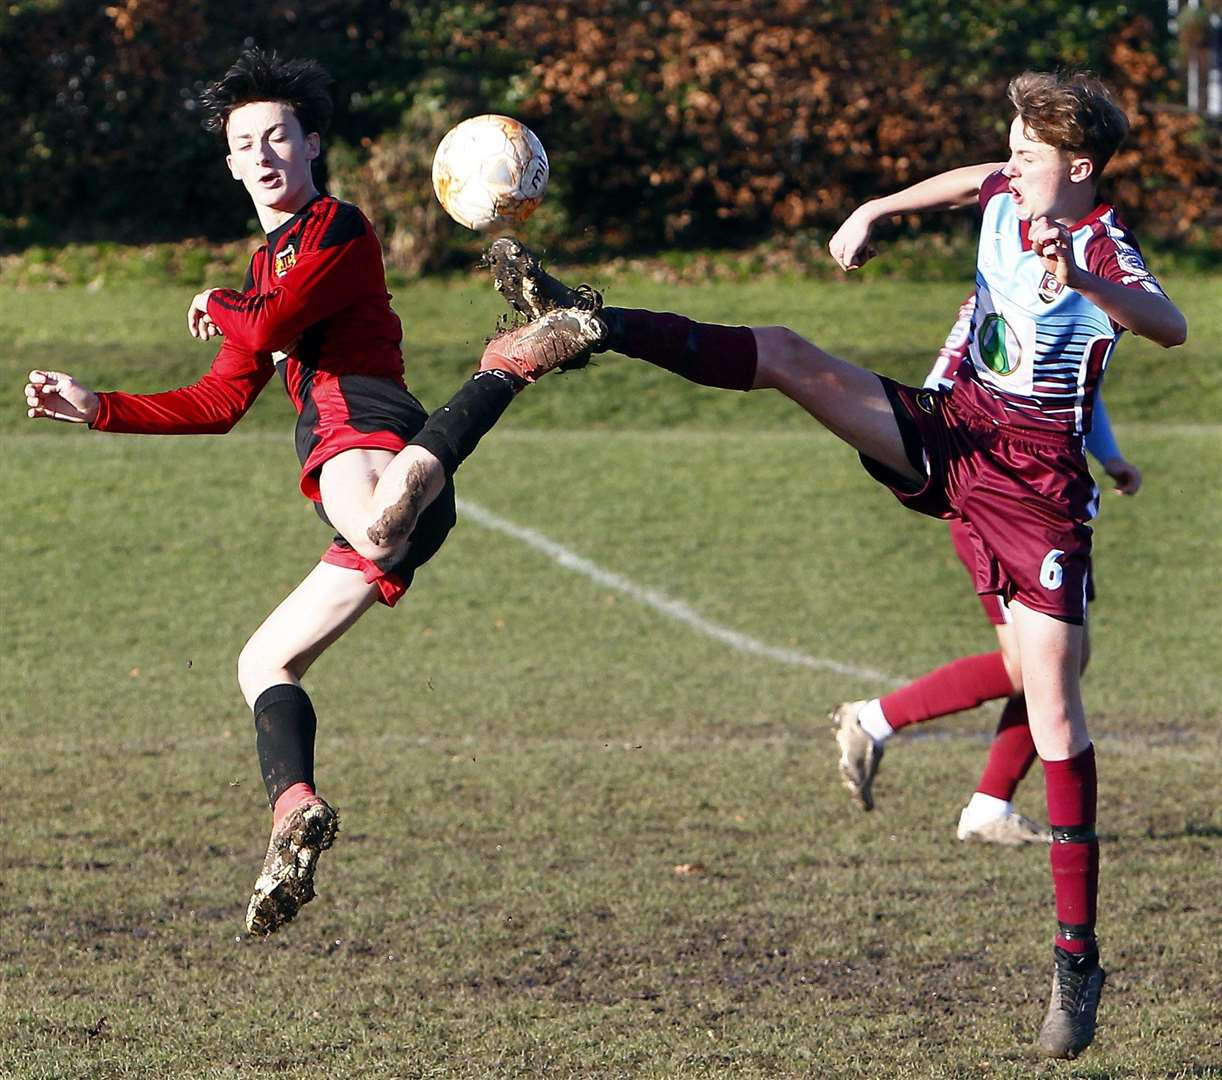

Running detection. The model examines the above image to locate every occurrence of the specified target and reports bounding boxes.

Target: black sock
[408,370,520,476]
[253,684,317,808]
[1054,945,1100,971]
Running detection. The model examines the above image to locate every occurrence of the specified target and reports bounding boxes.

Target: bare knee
[344,531,407,568]
[754,326,823,381]
[237,633,302,709]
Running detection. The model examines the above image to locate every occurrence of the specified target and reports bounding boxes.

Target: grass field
[2,274,1220,1079]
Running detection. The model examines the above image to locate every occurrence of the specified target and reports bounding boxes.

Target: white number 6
[1039,548,1065,591]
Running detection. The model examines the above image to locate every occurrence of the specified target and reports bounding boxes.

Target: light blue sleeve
[1086,395,1122,466]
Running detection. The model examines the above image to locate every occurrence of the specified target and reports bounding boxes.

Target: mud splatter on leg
[368,460,430,548]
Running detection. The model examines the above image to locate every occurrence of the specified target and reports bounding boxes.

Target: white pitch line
[455,498,901,687]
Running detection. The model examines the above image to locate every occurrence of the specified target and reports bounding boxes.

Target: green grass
[1,278,1220,1078]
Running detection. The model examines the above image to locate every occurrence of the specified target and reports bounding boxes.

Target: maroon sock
[879,651,1013,731]
[604,308,757,391]
[1043,745,1099,954]
[975,695,1037,801]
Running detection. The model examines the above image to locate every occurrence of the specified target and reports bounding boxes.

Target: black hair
[200,48,334,139]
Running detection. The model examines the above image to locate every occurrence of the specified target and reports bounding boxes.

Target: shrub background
[2,0,1216,273]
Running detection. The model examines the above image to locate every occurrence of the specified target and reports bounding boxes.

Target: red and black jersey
[92,196,429,500]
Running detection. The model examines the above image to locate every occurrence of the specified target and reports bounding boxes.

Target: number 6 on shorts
[1040,548,1065,591]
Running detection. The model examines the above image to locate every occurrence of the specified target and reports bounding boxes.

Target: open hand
[188,289,222,340]
[25,370,99,424]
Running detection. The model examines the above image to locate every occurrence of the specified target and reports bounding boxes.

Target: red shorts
[294,372,458,607]
[863,378,1097,624]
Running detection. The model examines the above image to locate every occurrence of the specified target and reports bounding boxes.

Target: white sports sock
[962,791,1012,826]
[857,699,894,744]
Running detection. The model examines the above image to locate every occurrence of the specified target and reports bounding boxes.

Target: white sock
[857,699,894,745]
[962,791,1012,826]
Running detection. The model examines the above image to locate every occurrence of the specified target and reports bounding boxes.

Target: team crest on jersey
[1114,243,1151,280]
[978,312,1021,376]
[273,243,297,277]
[915,390,936,414]
[1037,270,1064,304]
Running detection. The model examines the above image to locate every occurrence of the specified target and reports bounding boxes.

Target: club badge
[1037,270,1064,304]
[274,243,297,277]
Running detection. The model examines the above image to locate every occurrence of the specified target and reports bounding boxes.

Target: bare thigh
[751,325,921,484]
[237,561,381,708]
[1009,600,1089,761]
[319,445,446,565]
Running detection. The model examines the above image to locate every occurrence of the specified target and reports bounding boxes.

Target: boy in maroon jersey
[832,293,1143,843]
[483,73,1186,1057]
[24,49,602,937]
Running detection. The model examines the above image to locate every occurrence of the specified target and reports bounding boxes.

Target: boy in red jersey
[24,49,602,937]
[485,73,1186,1058]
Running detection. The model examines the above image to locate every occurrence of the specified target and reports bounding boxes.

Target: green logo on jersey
[979,312,1019,376]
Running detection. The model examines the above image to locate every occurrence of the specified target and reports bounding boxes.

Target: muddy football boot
[484,237,603,321]
[245,797,339,936]
[831,700,884,812]
[1039,947,1105,1058]
[479,307,607,383]
[957,807,1052,845]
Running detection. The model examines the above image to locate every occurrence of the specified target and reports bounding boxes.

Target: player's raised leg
[364,311,604,548]
[1009,600,1104,1058]
[485,240,920,483]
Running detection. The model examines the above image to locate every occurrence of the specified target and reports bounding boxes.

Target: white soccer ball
[431,114,549,232]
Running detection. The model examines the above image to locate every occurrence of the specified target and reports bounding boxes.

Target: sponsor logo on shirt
[274,243,297,277]
[978,312,1021,376]
[1037,270,1064,304]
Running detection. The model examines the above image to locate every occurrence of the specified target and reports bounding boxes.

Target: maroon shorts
[947,518,1010,626]
[862,378,1097,624]
[947,517,1095,626]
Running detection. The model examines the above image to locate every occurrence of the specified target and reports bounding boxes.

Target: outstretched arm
[829,162,1004,271]
[26,343,275,435]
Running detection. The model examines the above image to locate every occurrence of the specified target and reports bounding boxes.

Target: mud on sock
[253,684,318,809]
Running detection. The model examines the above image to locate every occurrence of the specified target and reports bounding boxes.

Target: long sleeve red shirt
[92,196,405,436]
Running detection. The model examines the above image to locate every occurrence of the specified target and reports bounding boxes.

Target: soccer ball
[431,115,549,231]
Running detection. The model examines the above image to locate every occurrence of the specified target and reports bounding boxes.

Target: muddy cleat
[1039,947,1105,1058]
[479,307,607,383]
[831,700,884,812]
[957,807,1052,845]
[245,797,339,936]
[484,237,602,321]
